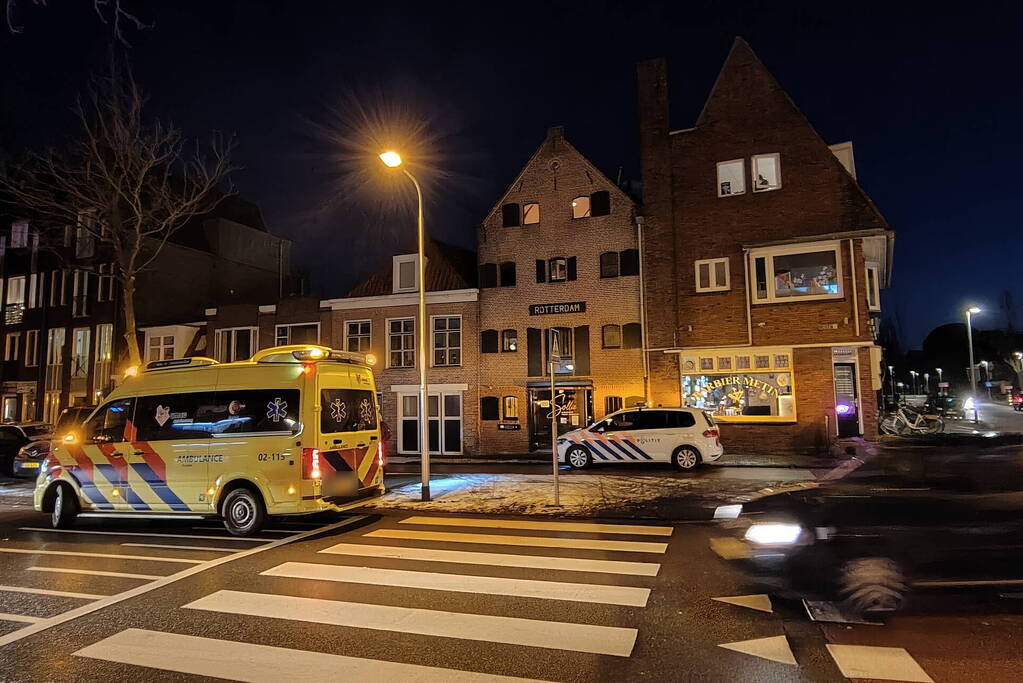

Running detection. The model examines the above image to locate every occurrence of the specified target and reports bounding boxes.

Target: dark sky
[2,0,1020,347]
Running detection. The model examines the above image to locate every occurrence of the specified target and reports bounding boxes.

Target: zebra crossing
[71,514,675,681]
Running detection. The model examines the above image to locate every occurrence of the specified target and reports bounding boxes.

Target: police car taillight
[302,448,322,479]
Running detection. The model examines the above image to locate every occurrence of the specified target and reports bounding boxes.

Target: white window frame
[751,153,782,192]
[716,159,745,197]
[26,273,39,309]
[147,334,175,362]
[548,257,568,282]
[344,320,372,353]
[97,264,115,302]
[71,327,91,378]
[275,322,320,346]
[749,241,844,304]
[72,270,89,317]
[396,389,463,455]
[387,317,416,369]
[215,326,257,363]
[10,221,29,248]
[49,270,67,307]
[5,275,26,305]
[25,330,39,367]
[431,315,461,368]
[392,254,419,294]
[695,257,730,292]
[94,323,112,393]
[865,263,881,312]
[4,333,19,361]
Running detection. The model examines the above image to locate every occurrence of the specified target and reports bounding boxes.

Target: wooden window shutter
[573,325,590,375]
[499,261,516,287]
[623,322,642,349]
[479,263,498,288]
[590,190,611,216]
[481,396,500,420]
[535,259,546,283]
[566,256,577,281]
[501,203,521,228]
[527,327,542,376]
[620,249,640,276]
[480,329,499,353]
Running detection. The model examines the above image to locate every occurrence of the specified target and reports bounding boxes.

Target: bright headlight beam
[744,523,802,545]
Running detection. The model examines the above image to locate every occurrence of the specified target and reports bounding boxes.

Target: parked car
[0,423,53,476]
[13,439,51,478]
[557,406,723,470]
[54,405,96,437]
[710,437,1023,616]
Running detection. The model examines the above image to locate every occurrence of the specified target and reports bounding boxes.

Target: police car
[557,407,723,470]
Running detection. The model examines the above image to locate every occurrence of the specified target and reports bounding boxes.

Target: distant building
[637,39,894,452]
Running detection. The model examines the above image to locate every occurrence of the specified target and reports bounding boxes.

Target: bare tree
[1,70,233,367]
[6,0,150,45]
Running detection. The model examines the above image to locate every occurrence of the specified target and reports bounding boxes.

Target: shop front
[678,347,796,422]
[526,381,593,451]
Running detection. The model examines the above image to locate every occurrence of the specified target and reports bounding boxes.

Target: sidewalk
[387,451,844,469]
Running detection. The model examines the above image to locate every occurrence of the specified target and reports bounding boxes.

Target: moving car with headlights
[557,407,722,470]
[710,437,1023,616]
[34,345,384,536]
[0,423,52,476]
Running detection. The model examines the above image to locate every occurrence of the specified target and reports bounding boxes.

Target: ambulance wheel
[566,445,592,469]
[672,446,702,471]
[222,487,266,537]
[51,483,79,529]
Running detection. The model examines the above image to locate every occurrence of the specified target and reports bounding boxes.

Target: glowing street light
[909,370,918,394]
[965,306,982,423]
[379,150,431,501]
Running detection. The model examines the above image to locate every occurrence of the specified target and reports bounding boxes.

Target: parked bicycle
[879,404,944,435]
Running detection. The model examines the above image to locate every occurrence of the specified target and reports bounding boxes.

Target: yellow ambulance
[33,345,385,536]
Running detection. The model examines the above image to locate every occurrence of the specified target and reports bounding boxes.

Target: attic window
[571,196,590,219]
[716,160,745,197]
[752,153,781,192]
[523,203,540,225]
[393,254,419,293]
[572,191,611,219]
[501,203,521,228]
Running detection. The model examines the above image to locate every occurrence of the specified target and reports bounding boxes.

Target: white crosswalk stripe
[364,528,669,553]
[27,566,163,581]
[184,589,639,656]
[120,543,240,553]
[398,516,674,536]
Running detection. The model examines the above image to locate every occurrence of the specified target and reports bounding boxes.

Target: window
[276,323,319,346]
[93,324,112,387]
[752,153,781,192]
[700,357,714,370]
[97,264,115,302]
[148,335,175,362]
[866,264,881,311]
[718,357,732,370]
[755,354,770,369]
[716,159,745,196]
[204,389,302,435]
[25,330,39,367]
[399,392,462,454]
[72,270,89,317]
[4,333,19,361]
[481,396,500,421]
[571,195,591,219]
[501,203,521,228]
[215,327,256,363]
[501,329,517,352]
[499,261,516,287]
[345,320,371,352]
[479,263,498,288]
[400,395,420,451]
[600,252,619,278]
[523,203,540,225]
[665,411,697,428]
[549,257,567,282]
[750,242,842,303]
[602,324,622,349]
[26,273,40,309]
[695,258,730,292]
[75,222,96,259]
[388,318,415,368]
[590,191,611,216]
[480,329,499,354]
[682,370,794,421]
[71,328,90,378]
[10,221,29,248]
[83,398,133,443]
[432,316,461,367]
[320,388,377,434]
[623,323,642,349]
[548,326,573,363]
[736,355,751,369]
[392,254,418,293]
[6,276,26,305]
[502,396,519,421]
[620,249,640,276]
[46,328,65,367]
[605,396,623,414]
[134,392,217,441]
[49,270,66,307]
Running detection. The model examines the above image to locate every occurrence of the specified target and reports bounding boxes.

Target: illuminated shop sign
[682,371,795,422]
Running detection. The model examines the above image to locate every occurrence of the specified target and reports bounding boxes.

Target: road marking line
[0,515,371,648]
[0,585,105,600]
[192,527,297,535]
[121,543,238,553]
[712,594,773,613]
[826,644,933,682]
[261,562,650,607]
[19,527,271,543]
[27,567,162,581]
[75,628,547,682]
[0,548,203,564]
[0,613,43,624]
[398,516,674,537]
[185,590,638,657]
[320,543,661,576]
[364,529,667,554]
[719,635,796,666]
[914,578,1023,587]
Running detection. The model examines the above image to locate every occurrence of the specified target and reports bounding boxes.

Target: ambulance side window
[207,389,302,436]
[83,399,134,443]
[321,389,378,434]
[135,393,217,441]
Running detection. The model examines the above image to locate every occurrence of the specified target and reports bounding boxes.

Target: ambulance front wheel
[222,487,266,537]
[566,446,592,469]
[51,483,79,529]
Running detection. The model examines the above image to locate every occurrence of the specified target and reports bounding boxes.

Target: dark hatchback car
[0,423,53,476]
[711,435,1023,616]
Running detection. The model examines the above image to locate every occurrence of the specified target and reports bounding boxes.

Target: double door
[398,392,463,455]
[529,387,592,451]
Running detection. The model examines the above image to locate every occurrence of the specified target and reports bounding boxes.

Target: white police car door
[599,411,656,463]
[626,411,674,461]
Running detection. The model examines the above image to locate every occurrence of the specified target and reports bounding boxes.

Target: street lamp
[924,372,930,393]
[379,150,431,501]
[887,364,896,405]
[936,367,943,395]
[965,306,982,423]
[909,370,918,394]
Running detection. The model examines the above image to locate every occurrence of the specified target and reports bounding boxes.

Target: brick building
[476,127,645,453]
[637,39,894,453]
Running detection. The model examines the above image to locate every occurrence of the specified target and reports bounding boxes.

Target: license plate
[323,474,358,497]
[20,461,40,469]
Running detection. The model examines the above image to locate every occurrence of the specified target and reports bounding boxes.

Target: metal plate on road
[803,600,882,625]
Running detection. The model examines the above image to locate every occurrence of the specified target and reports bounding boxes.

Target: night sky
[2,1,1020,347]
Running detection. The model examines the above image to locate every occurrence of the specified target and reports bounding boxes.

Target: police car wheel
[222,488,266,537]
[51,484,79,529]
[672,446,701,471]
[566,446,592,469]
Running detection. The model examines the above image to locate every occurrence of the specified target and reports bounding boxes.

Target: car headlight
[744,523,803,545]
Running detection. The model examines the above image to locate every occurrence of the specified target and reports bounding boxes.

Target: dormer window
[752,153,781,192]
[393,254,419,293]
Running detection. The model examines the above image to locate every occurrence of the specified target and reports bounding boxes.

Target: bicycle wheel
[926,417,944,434]
[879,416,899,435]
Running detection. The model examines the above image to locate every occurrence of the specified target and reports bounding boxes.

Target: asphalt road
[0,493,1020,681]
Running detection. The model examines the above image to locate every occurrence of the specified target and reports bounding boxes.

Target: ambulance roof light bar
[143,357,219,372]
[251,345,371,367]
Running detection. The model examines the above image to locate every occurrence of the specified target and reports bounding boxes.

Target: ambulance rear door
[318,366,380,497]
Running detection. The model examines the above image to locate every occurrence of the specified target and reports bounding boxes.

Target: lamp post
[924,372,930,394]
[936,367,943,395]
[909,370,918,395]
[965,306,981,423]
[887,365,896,405]
[380,151,431,501]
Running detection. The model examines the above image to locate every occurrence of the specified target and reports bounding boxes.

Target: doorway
[528,387,592,451]
[2,395,19,423]
[833,362,861,438]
